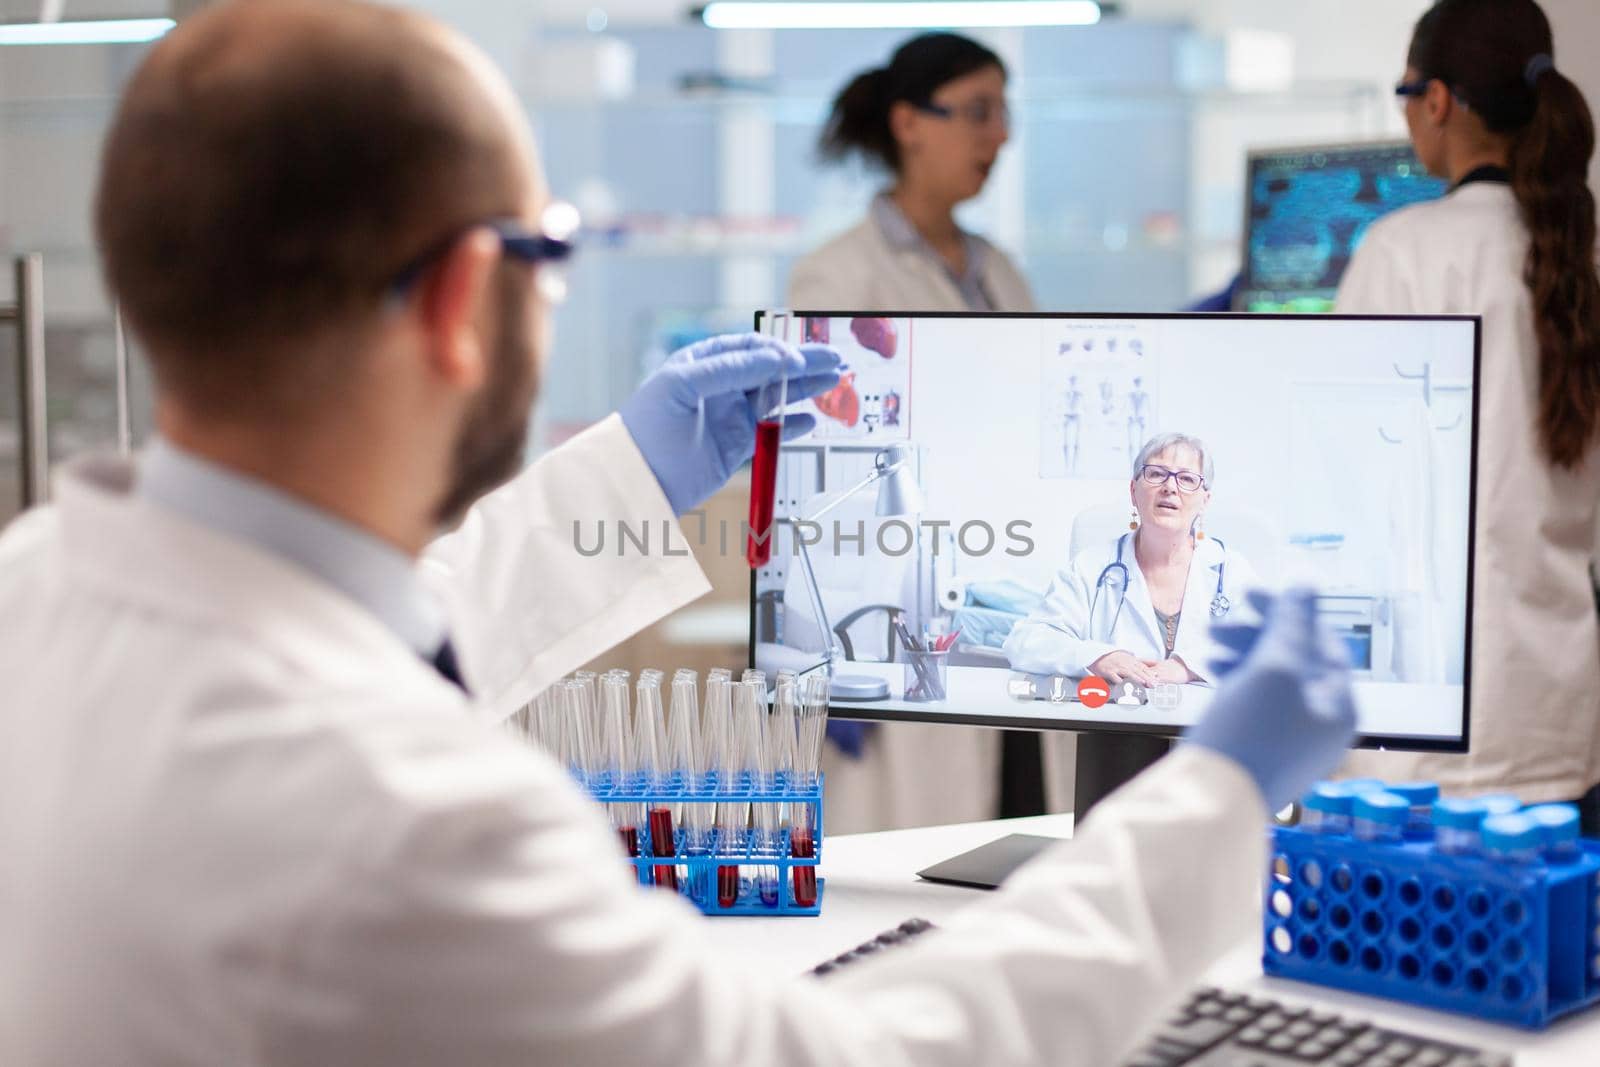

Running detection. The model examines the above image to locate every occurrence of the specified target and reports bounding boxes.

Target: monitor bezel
[1232,138,1438,313]
[748,309,1481,755]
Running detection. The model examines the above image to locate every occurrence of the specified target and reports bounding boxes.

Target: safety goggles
[1394,77,1431,101]
[913,96,1011,129]
[1138,464,1206,493]
[387,200,581,307]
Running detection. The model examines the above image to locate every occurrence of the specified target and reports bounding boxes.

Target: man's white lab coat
[1336,182,1600,802]
[0,415,1265,1066]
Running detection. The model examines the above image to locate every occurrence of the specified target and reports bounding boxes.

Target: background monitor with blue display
[1234,141,1449,314]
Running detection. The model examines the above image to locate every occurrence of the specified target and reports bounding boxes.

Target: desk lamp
[789,443,924,700]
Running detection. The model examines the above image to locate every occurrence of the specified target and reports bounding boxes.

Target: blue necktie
[428,638,470,695]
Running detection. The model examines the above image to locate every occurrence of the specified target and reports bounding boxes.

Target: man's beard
[432,269,538,526]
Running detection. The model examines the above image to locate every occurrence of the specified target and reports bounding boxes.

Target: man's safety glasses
[1394,78,1431,101]
[1138,464,1206,493]
[387,201,581,307]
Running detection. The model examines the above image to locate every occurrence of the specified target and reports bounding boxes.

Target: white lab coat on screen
[1335,182,1600,801]
[1004,534,1262,683]
[0,414,1267,1066]
[788,216,1045,832]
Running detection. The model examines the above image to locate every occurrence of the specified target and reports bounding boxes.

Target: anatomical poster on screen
[1038,321,1155,480]
[795,315,912,442]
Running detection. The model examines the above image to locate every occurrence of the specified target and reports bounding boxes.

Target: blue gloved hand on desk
[619,333,844,515]
[1183,587,1356,811]
[826,720,874,760]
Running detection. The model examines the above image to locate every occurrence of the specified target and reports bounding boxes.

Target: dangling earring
[1128,506,1139,531]
[1194,516,1206,540]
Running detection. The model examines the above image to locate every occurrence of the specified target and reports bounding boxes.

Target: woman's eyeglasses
[1138,464,1206,493]
[914,97,1011,129]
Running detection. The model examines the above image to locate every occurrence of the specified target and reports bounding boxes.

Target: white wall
[1544,0,1600,191]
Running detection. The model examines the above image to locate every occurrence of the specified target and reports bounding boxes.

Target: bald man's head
[96,0,537,416]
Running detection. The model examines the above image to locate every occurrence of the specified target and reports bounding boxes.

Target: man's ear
[418,227,501,391]
[1424,79,1455,128]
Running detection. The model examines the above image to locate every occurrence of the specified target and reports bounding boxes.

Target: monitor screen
[1234,141,1448,314]
[751,311,1479,752]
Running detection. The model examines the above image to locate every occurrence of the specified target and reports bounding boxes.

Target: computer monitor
[1234,141,1449,313]
[752,311,1479,753]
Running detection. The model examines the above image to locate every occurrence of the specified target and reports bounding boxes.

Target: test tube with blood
[747,314,790,568]
[633,670,676,889]
[791,672,829,906]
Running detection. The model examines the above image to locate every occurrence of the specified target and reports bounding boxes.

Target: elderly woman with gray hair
[1004,432,1262,689]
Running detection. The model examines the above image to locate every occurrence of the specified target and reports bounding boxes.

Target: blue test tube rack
[1263,825,1600,1028]
[587,771,825,917]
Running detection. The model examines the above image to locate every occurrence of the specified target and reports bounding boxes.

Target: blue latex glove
[1183,271,1242,313]
[620,333,844,515]
[826,720,875,760]
[1183,587,1357,811]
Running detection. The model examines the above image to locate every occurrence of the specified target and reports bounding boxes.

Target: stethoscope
[1089,531,1231,640]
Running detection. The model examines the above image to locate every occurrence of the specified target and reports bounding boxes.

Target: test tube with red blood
[747,315,791,568]
[701,673,738,905]
[717,680,765,907]
[791,672,829,907]
[634,671,676,890]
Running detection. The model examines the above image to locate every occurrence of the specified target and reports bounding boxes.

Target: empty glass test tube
[668,670,709,900]
[598,672,640,857]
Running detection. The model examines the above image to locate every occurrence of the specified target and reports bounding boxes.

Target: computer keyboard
[809,920,1512,1067]
[1126,986,1511,1067]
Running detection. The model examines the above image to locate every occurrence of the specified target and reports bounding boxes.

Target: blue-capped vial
[1353,791,1409,844]
[1482,813,1544,866]
[1433,797,1489,855]
[1525,803,1582,863]
[1301,782,1355,835]
[1476,793,1522,817]
[1385,781,1440,840]
[1341,778,1387,796]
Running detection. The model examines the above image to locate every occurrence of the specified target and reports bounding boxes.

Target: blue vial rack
[587,772,824,917]
[1263,826,1600,1029]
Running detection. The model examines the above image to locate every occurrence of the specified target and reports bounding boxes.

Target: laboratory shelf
[1263,826,1600,1029]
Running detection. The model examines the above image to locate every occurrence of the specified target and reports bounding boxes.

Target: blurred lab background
[3,0,1599,677]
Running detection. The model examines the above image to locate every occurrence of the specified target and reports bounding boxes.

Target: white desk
[702,814,1598,1065]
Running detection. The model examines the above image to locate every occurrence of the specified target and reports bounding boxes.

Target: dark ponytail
[818,32,1004,173]
[1512,69,1600,469]
[1411,0,1600,469]
[819,67,897,169]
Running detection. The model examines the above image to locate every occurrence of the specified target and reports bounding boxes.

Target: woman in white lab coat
[1335,0,1600,824]
[788,32,1034,313]
[1006,433,1262,686]
[787,34,1036,832]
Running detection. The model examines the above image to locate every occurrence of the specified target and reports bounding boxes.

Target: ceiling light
[697,2,1103,30]
[0,18,175,45]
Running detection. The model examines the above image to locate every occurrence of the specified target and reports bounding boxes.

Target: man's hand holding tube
[619,334,843,516]
[1184,588,1358,811]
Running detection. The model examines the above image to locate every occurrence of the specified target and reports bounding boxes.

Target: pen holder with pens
[1264,796,1600,1028]
[588,772,825,916]
[902,649,949,702]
